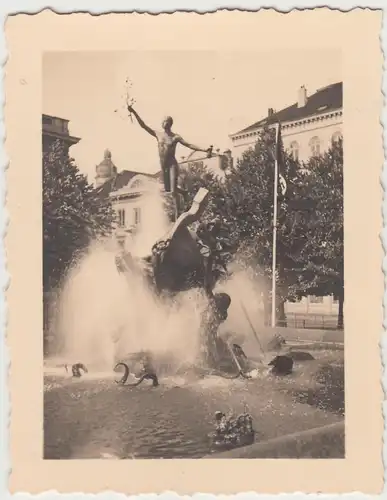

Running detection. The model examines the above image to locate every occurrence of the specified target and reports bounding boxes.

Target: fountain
[44,183,345,460]
[43,90,345,458]
[49,183,253,381]
[113,186,249,377]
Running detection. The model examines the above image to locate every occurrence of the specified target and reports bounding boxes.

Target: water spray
[239,301,266,359]
[225,342,252,380]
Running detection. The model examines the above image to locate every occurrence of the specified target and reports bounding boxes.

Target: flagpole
[271,123,280,328]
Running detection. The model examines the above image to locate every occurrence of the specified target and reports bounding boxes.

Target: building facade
[94,150,160,237]
[230,82,343,163]
[230,82,343,318]
[42,114,81,155]
[108,174,160,237]
[285,294,339,317]
[95,146,234,238]
[178,148,233,178]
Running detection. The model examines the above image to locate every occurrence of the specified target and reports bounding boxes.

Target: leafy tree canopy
[171,130,343,310]
[43,140,115,291]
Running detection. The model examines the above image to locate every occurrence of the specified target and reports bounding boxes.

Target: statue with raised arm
[127,105,213,216]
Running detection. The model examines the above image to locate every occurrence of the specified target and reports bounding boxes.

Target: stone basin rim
[204,421,345,459]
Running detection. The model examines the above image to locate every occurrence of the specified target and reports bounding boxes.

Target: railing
[277,313,342,331]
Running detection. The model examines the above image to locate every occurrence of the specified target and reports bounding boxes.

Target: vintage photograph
[42,49,345,460]
[5,7,384,494]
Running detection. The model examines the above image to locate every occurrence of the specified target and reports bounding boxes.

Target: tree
[164,162,227,222]
[164,129,302,324]
[222,128,303,325]
[165,133,344,329]
[291,139,344,328]
[43,140,115,291]
[228,135,344,328]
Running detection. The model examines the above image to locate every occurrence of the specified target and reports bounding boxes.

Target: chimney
[268,107,274,117]
[298,85,308,108]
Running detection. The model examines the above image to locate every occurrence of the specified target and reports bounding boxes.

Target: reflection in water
[44,350,344,459]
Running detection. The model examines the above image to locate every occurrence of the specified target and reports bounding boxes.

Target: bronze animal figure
[65,363,88,378]
[268,355,294,375]
[114,362,159,387]
[287,350,315,361]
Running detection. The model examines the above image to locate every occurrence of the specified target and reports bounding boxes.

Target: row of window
[288,131,342,160]
[42,116,68,133]
[117,207,141,228]
[309,295,339,304]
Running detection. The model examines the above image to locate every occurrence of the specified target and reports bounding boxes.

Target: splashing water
[52,185,210,374]
[55,242,210,373]
[54,255,268,373]
[48,184,268,376]
[216,266,266,343]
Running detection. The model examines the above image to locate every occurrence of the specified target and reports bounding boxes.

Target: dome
[95,148,118,186]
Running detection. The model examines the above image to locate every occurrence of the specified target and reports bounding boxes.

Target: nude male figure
[128,105,212,199]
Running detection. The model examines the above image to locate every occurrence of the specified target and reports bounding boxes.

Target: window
[131,179,142,189]
[309,136,321,157]
[188,161,204,170]
[134,207,141,226]
[42,116,53,125]
[289,141,300,161]
[117,209,126,227]
[309,295,323,304]
[332,131,343,144]
[54,118,66,133]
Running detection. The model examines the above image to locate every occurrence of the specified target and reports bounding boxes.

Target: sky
[43,50,341,182]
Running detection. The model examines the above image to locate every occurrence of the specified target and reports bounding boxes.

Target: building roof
[231,82,343,136]
[42,113,81,145]
[95,169,160,198]
[43,131,81,146]
[43,113,70,123]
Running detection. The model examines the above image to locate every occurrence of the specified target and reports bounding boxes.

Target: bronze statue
[127,105,212,217]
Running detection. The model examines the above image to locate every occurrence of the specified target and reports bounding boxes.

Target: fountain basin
[44,348,344,459]
[205,421,344,459]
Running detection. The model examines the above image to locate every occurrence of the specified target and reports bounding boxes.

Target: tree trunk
[262,289,270,326]
[337,290,344,330]
[276,298,287,328]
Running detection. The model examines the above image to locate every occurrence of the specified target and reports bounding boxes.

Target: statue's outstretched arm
[128,106,156,138]
[178,136,208,153]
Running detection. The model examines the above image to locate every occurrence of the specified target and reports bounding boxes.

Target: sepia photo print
[5,9,383,494]
[43,49,345,460]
